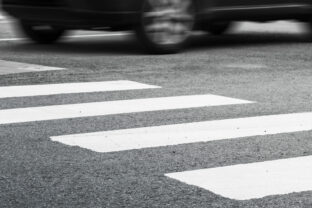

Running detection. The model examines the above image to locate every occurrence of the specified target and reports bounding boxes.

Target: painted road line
[0,20,11,24]
[0,94,252,125]
[165,155,312,200]
[0,13,5,20]
[0,13,11,23]
[0,60,65,75]
[52,112,312,153]
[0,33,128,42]
[0,80,160,98]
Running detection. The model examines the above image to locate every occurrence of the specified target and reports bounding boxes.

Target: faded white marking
[166,155,312,200]
[0,80,160,98]
[0,94,252,125]
[0,13,6,20]
[52,112,312,153]
[0,60,64,75]
[0,13,11,23]
[224,63,267,70]
[0,21,11,24]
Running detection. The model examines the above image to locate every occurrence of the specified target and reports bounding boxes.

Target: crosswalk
[0,12,11,24]
[0,12,5,20]
[51,112,312,153]
[1,75,312,202]
[0,60,65,75]
[0,94,251,125]
[166,155,312,200]
[0,80,160,98]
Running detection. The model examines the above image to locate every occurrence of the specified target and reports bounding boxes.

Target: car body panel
[1,0,312,29]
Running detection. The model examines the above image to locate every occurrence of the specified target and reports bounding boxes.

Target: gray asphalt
[0,20,312,208]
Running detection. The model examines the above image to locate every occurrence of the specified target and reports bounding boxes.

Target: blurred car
[1,0,312,53]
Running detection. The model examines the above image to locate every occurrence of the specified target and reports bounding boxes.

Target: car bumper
[2,5,140,28]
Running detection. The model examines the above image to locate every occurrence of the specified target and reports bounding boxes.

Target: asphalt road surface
[0,18,312,208]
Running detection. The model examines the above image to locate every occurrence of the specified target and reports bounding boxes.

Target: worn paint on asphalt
[0,60,65,75]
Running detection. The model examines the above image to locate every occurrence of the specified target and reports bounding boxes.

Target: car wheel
[19,21,66,44]
[135,0,195,54]
[306,20,312,41]
[204,21,232,35]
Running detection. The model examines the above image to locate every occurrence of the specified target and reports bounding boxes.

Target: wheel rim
[142,0,194,45]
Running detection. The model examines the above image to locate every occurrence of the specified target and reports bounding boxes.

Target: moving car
[2,0,312,53]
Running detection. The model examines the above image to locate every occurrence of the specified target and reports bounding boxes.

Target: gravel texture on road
[0,21,312,208]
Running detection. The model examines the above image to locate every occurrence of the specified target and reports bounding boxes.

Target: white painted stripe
[0,94,251,125]
[0,33,127,42]
[0,60,64,75]
[52,112,312,153]
[0,80,160,98]
[0,13,5,20]
[0,20,11,24]
[165,155,312,200]
[0,13,11,23]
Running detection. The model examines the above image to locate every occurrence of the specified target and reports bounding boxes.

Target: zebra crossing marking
[0,94,252,125]
[0,60,65,75]
[0,80,160,98]
[165,155,312,200]
[0,13,5,20]
[51,112,312,153]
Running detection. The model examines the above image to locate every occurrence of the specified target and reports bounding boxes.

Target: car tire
[306,20,312,41]
[204,21,232,35]
[135,0,195,54]
[19,21,66,44]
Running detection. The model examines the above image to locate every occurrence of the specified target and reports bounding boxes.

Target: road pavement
[0,20,312,208]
